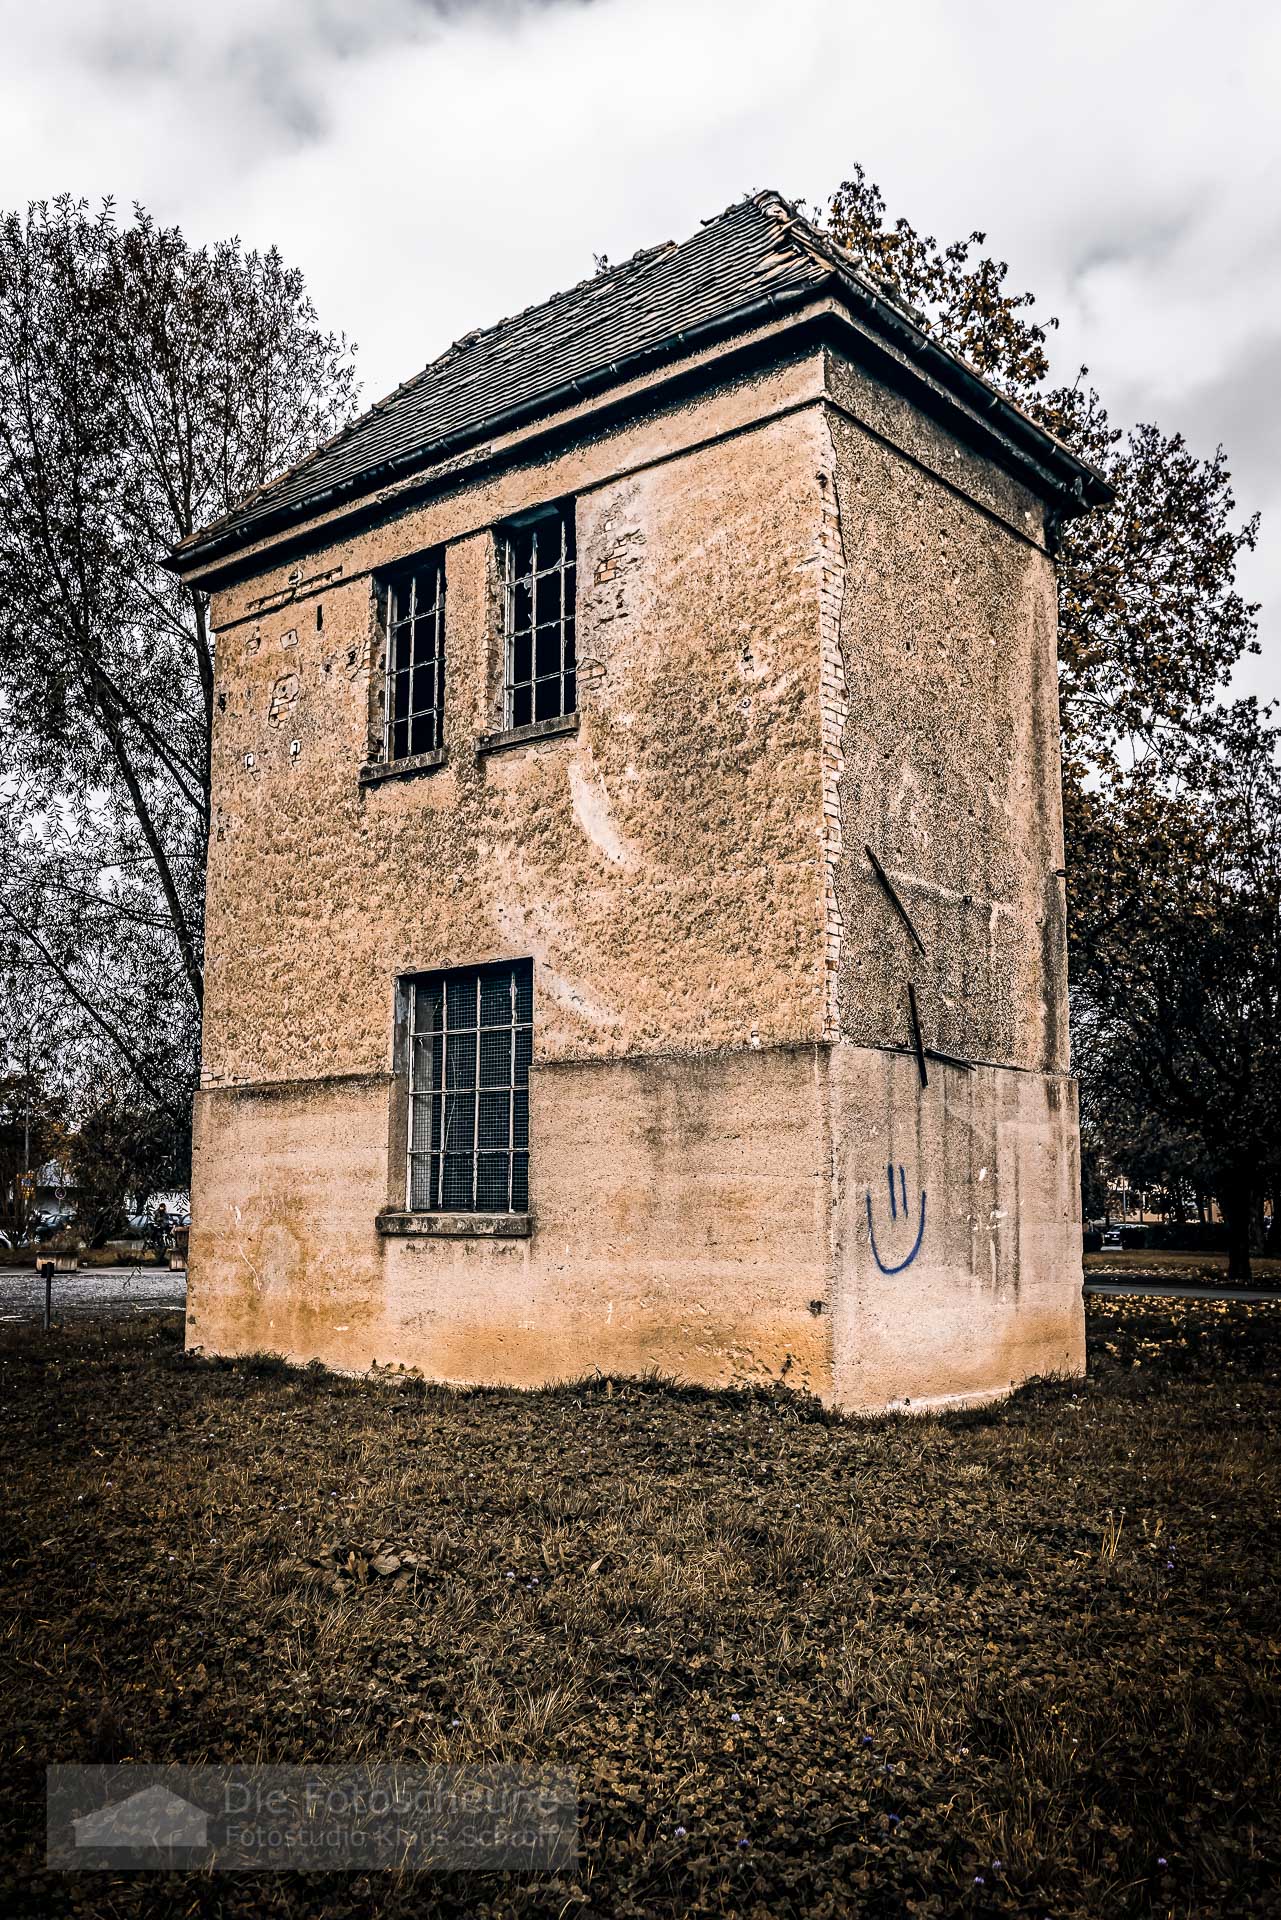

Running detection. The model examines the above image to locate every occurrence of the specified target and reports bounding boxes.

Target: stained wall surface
[826,1048,1083,1410]
[201,355,832,1090]
[816,347,1082,1403]
[822,350,1069,1074]
[190,1048,833,1390]
[187,336,1084,1407]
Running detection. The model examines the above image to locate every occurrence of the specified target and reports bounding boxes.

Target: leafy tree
[0,197,358,1139]
[0,957,69,1238]
[63,1092,192,1249]
[1073,705,1281,1277]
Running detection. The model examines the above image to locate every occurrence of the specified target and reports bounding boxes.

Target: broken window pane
[415,982,443,1032]
[510,629,533,687]
[502,503,576,729]
[534,568,563,628]
[534,624,562,679]
[412,613,437,666]
[410,659,435,716]
[379,551,446,762]
[388,575,413,627]
[511,577,534,634]
[508,525,535,581]
[402,959,533,1215]
[408,710,437,756]
[533,516,562,572]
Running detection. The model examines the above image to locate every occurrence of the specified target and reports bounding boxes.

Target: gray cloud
[1176,333,1281,499]
[0,0,1275,700]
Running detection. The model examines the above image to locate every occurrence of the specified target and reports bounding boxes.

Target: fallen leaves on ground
[0,1296,1277,1918]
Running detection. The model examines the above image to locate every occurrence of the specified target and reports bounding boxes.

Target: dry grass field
[2,1297,1278,1918]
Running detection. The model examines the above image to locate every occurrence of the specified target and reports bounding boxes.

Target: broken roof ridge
[746,186,928,320]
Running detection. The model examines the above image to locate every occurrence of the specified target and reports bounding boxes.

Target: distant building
[171,192,1108,1409]
[31,1159,75,1233]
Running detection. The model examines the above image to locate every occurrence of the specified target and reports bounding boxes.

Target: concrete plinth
[188,1042,1082,1409]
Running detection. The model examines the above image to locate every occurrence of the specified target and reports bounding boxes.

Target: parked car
[1101,1228,1123,1250]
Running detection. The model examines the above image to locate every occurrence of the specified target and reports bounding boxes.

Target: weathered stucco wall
[201,355,831,1089]
[188,1042,1080,1408]
[187,335,1084,1408]
[189,1047,832,1390]
[823,348,1069,1075]
[810,349,1082,1402]
[826,1048,1082,1410]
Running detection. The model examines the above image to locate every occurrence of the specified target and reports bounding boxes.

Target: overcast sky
[2,0,1277,700]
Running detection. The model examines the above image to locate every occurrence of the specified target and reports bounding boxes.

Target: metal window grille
[406,960,532,1214]
[383,553,446,761]
[502,505,576,728]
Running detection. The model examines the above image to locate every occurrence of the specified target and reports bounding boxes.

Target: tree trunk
[1223,1178,1254,1284]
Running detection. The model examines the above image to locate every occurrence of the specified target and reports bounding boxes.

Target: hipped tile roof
[173,191,1106,572]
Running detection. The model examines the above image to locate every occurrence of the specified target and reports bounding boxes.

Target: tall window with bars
[406,960,532,1214]
[501,504,576,728]
[382,552,446,760]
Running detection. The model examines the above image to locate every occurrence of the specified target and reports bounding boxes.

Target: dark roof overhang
[169,228,1110,588]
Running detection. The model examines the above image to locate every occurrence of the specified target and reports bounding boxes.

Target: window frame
[401,958,533,1217]
[500,501,577,731]
[378,548,447,765]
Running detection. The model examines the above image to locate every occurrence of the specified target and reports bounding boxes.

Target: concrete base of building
[186,1042,1084,1411]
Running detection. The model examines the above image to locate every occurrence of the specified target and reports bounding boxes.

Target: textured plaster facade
[184,326,1085,1409]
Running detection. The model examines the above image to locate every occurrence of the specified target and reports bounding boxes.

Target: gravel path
[0,1266,186,1322]
[1083,1278,1279,1304]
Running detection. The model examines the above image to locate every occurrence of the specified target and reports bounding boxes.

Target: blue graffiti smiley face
[866,1164,927,1273]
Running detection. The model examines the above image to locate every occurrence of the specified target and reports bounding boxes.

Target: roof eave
[165,277,828,581]
[819,275,1113,512]
[169,270,1110,583]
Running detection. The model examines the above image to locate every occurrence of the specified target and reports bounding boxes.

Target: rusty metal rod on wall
[907,983,929,1089]
[865,845,927,957]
